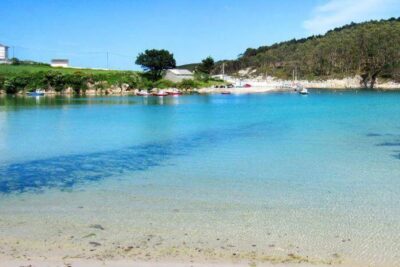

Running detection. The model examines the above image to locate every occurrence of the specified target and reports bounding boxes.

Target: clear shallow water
[0,91,399,266]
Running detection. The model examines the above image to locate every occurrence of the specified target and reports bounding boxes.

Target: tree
[3,75,30,94]
[135,49,176,81]
[65,72,88,94]
[197,56,215,74]
[10,58,21,65]
[40,71,68,92]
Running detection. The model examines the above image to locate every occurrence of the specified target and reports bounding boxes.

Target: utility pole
[12,46,15,58]
[106,52,109,69]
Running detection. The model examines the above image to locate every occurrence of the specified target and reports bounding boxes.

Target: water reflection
[0,95,139,110]
[0,95,198,110]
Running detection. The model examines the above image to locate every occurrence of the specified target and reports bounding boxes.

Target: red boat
[153,92,168,96]
[168,91,182,96]
[166,88,182,95]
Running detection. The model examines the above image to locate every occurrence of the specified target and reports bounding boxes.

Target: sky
[1,0,399,70]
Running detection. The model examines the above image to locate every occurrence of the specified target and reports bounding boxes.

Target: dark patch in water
[366,133,382,137]
[0,123,266,194]
[376,142,400,146]
[393,153,400,160]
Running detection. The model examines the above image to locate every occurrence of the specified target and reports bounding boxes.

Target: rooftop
[168,69,193,75]
[51,59,69,63]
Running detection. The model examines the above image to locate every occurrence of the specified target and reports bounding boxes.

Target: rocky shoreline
[1,76,399,97]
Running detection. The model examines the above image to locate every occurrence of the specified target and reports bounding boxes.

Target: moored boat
[152,90,168,96]
[27,89,45,96]
[299,87,309,95]
[137,90,150,96]
[167,88,182,95]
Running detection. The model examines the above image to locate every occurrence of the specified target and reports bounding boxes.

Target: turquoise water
[0,91,400,266]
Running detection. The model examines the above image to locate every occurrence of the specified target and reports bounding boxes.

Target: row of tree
[0,71,144,94]
[216,18,400,88]
[0,67,219,94]
[135,49,215,80]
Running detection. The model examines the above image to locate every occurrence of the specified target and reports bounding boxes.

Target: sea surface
[0,90,399,266]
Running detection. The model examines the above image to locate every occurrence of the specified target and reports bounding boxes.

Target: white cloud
[303,0,399,34]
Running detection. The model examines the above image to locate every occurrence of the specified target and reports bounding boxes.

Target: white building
[51,59,69,68]
[0,44,9,63]
[164,69,194,82]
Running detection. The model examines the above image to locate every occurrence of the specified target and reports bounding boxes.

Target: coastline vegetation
[216,18,400,88]
[0,56,222,95]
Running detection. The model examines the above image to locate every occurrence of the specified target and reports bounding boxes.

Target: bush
[177,79,200,89]
[41,71,68,92]
[3,72,33,94]
[154,79,176,89]
[10,58,21,65]
[65,72,89,94]
[0,75,5,92]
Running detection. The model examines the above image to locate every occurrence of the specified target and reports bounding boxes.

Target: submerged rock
[89,241,101,247]
[89,224,105,230]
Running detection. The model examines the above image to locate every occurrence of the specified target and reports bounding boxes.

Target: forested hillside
[216,18,400,88]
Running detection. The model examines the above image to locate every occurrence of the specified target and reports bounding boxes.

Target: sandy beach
[0,259,357,267]
[196,76,400,95]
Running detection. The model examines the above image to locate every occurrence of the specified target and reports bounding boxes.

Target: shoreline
[1,75,400,97]
[0,259,358,267]
[1,86,400,98]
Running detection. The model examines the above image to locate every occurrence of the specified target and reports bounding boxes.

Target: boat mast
[292,69,295,83]
[222,62,225,81]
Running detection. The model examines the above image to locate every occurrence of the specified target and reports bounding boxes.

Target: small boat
[27,89,45,96]
[137,90,150,96]
[299,87,309,95]
[152,90,168,97]
[168,92,182,96]
[221,91,231,95]
[167,88,182,95]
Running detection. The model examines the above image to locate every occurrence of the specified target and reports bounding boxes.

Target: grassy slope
[0,64,134,75]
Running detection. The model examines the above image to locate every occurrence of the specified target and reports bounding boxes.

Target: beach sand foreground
[0,259,356,267]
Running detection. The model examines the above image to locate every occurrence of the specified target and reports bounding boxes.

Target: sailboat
[292,68,309,95]
[299,87,309,95]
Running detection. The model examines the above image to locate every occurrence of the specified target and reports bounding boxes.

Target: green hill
[176,63,199,72]
[216,18,400,88]
[0,64,136,80]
